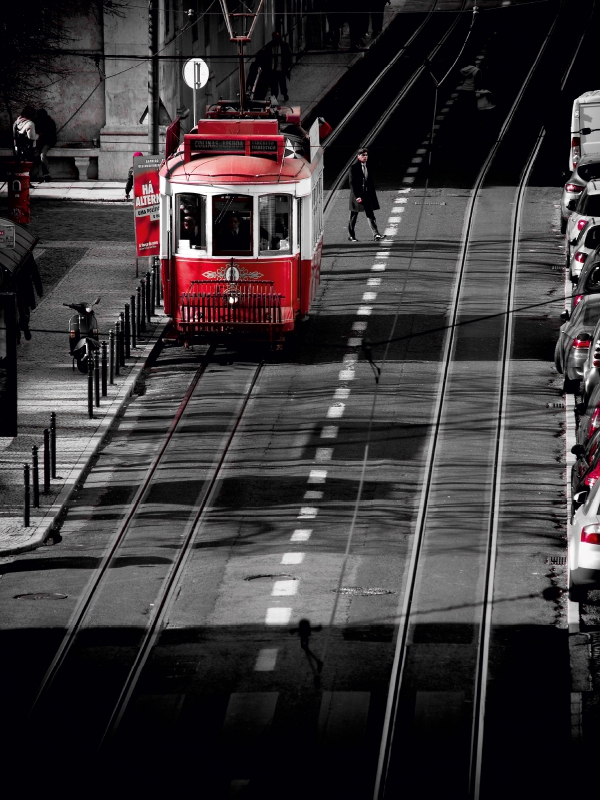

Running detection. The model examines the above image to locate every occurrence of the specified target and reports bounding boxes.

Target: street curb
[0,317,168,557]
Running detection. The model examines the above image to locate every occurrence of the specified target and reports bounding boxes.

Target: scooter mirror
[94,297,101,305]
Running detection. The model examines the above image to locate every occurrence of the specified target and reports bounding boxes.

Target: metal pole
[50,411,57,479]
[146,271,152,322]
[88,353,94,418]
[154,258,160,307]
[43,428,50,493]
[101,341,107,396]
[32,445,39,508]
[94,349,100,407]
[124,303,131,358]
[148,0,159,155]
[130,295,137,348]
[23,464,30,527]
[119,312,126,366]
[140,280,147,332]
[115,321,121,376]
[193,61,198,130]
[136,286,142,338]
[109,329,115,385]
[149,267,155,317]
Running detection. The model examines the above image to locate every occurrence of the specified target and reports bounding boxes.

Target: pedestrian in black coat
[348,147,383,241]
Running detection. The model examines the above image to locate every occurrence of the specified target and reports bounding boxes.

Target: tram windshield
[213,195,253,255]
[259,195,292,254]
[177,193,206,252]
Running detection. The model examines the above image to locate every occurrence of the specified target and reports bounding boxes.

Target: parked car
[561,157,600,234]
[569,90,600,171]
[571,428,600,512]
[576,382,600,445]
[554,294,600,392]
[568,221,600,282]
[581,312,600,401]
[571,246,600,309]
[565,181,600,266]
[568,465,600,598]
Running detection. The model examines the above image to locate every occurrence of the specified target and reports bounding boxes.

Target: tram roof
[161,153,315,186]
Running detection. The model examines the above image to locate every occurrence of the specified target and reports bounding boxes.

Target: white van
[570,91,600,170]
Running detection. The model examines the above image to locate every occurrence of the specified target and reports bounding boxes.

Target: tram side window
[177,194,206,251]
[259,195,291,254]
[213,195,253,255]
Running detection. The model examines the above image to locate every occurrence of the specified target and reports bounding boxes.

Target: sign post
[133,154,162,266]
[183,58,209,128]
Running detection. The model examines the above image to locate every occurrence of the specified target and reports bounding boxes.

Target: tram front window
[213,195,253,255]
[176,193,206,251]
[259,195,291,254]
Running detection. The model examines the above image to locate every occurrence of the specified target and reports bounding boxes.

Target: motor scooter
[64,298,101,373]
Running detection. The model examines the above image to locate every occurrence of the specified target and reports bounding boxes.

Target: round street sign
[183,58,209,89]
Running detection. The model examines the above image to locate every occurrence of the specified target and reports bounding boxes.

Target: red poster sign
[133,155,162,257]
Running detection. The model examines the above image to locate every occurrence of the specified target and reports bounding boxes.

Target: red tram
[158,102,327,348]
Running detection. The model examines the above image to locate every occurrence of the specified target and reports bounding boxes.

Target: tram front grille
[180,280,284,328]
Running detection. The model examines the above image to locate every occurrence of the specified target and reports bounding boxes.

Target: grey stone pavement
[0,0,419,555]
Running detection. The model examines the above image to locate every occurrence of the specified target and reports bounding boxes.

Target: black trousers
[270,70,288,99]
[349,209,379,237]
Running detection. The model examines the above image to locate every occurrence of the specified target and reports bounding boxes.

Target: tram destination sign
[191,139,245,152]
[250,140,278,153]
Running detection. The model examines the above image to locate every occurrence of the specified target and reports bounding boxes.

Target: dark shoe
[373,233,384,241]
[283,94,289,101]
[43,175,51,182]
[348,236,358,242]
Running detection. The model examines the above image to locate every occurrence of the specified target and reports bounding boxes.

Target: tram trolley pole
[87,353,94,418]
[124,303,131,358]
[23,464,30,527]
[32,445,40,508]
[115,321,121,377]
[101,341,108,396]
[43,428,50,493]
[130,295,137,349]
[109,329,115,385]
[50,411,57,479]
[94,349,100,407]
[119,312,126,366]
[140,279,147,332]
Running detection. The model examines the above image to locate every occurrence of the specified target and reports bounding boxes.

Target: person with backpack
[35,109,57,182]
[13,106,38,161]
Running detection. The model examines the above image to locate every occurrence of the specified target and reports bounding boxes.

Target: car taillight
[566,183,584,193]
[93,329,98,337]
[581,523,600,544]
[574,295,584,307]
[575,251,587,263]
[578,218,589,231]
[572,136,581,165]
[573,334,592,347]
[585,469,600,487]
[70,330,76,338]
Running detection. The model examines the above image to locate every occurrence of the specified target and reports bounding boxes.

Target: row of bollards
[86,262,162,421]
[23,412,57,527]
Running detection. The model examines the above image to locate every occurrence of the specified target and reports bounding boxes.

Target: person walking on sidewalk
[35,109,57,182]
[13,106,38,160]
[125,151,143,200]
[248,32,292,102]
[348,147,383,242]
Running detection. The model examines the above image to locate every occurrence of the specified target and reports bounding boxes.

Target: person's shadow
[290,618,323,687]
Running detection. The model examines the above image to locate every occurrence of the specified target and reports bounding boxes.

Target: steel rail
[324,0,470,215]
[374,3,569,798]
[99,360,264,747]
[29,344,218,713]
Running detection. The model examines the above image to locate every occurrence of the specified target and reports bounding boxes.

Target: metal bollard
[136,286,142,338]
[101,341,107,396]
[88,352,94,418]
[147,270,153,318]
[115,321,121,376]
[130,295,137,349]
[124,303,131,358]
[50,411,57,479]
[152,260,158,308]
[32,445,39,508]
[140,280,147,332]
[23,464,30,527]
[43,428,50,493]
[109,329,115,385]
[94,349,100,407]
[119,312,125,366]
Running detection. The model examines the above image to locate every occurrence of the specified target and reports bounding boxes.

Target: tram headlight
[228,294,239,305]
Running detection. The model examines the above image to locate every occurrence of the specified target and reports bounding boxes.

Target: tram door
[297,198,302,306]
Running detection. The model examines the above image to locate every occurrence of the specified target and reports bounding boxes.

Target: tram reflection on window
[259,195,291,254]
[176,193,206,252]
[213,195,253,255]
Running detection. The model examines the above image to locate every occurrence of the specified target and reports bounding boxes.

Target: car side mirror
[570,238,579,247]
[94,297,101,305]
[576,402,587,414]
[560,309,570,322]
[573,489,589,505]
[571,444,585,456]
[567,199,579,211]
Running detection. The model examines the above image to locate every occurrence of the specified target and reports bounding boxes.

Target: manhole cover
[245,573,296,582]
[546,556,567,565]
[552,265,564,270]
[547,402,565,409]
[14,592,68,600]
[414,201,446,206]
[333,587,395,596]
